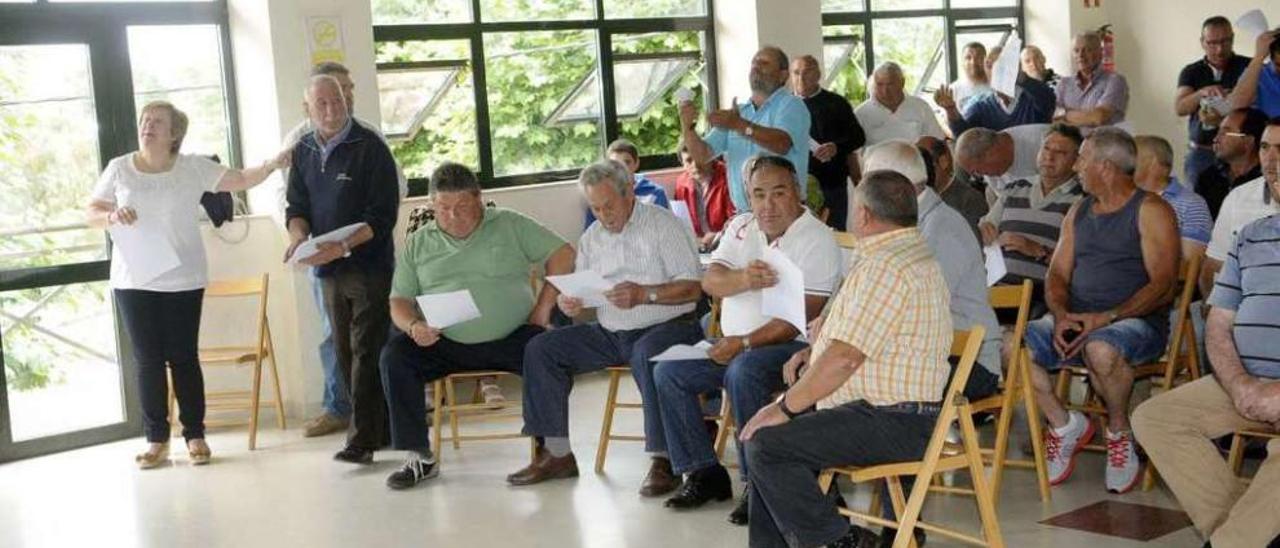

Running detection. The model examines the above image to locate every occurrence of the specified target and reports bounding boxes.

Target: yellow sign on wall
[307,16,346,65]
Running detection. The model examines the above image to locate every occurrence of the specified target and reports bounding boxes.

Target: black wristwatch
[778,393,802,420]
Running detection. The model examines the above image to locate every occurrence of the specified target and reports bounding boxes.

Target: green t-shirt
[391,207,566,344]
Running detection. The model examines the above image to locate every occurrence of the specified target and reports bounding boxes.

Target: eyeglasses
[1220,131,1249,139]
[1203,38,1234,47]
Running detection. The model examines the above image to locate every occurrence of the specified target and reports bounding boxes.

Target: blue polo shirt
[1161,178,1213,245]
[704,87,811,211]
[1256,62,1280,118]
[1209,214,1280,378]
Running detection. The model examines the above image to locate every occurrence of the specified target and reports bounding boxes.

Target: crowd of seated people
[92,18,1280,546]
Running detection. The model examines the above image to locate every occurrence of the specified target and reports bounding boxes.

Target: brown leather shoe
[507,447,579,486]
[639,457,681,497]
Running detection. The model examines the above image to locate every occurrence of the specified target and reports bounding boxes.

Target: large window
[823,0,1022,106]
[371,0,717,189]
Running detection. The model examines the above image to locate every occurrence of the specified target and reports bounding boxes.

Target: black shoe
[386,454,439,490]
[333,446,374,464]
[879,526,926,547]
[728,490,749,525]
[664,464,732,509]
[828,525,881,548]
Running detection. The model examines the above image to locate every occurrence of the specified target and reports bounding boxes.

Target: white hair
[862,140,928,187]
[303,74,344,103]
[578,159,632,196]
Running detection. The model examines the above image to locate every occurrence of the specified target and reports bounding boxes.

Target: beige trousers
[1133,376,1280,547]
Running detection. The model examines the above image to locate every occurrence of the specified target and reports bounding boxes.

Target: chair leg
[594,369,623,474]
[989,351,1022,506]
[249,356,263,451]
[167,367,177,429]
[885,477,919,548]
[1021,353,1052,502]
[445,376,461,450]
[960,405,1005,548]
[1227,433,1247,476]
[868,484,883,519]
[713,393,734,462]
[431,380,445,459]
[265,324,286,429]
[1141,464,1159,491]
[818,470,835,493]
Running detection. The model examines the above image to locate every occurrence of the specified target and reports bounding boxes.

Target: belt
[865,401,942,416]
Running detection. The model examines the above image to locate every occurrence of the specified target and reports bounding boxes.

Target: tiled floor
[0,373,1207,548]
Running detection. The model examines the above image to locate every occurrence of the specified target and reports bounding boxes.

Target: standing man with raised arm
[285,74,401,465]
[680,46,811,213]
[1175,17,1252,192]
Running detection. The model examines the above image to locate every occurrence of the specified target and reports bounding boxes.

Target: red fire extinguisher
[1098,24,1116,73]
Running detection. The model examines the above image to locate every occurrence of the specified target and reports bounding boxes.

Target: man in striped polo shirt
[1134,205,1280,546]
[511,160,704,496]
[1134,135,1213,263]
[979,123,1086,310]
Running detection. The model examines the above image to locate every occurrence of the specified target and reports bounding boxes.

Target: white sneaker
[1045,411,1096,485]
[1105,429,1142,494]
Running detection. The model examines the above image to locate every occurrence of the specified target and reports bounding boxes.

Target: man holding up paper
[510,160,703,496]
[284,74,401,465]
[653,155,841,524]
[378,163,573,489]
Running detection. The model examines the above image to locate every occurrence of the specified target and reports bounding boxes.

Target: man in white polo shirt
[653,155,841,525]
[856,62,947,146]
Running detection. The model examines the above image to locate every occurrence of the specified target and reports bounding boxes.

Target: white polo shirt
[986,123,1048,195]
[1208,177,1280,261]
[855,94,947,146]
[710,211,842,337]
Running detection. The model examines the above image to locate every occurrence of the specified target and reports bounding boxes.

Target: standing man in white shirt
[855,62,947,146]
[654,156,841,525]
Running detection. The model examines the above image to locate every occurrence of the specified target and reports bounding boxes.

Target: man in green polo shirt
[379,162,574,490]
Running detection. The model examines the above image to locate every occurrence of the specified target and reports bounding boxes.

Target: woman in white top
[85,101,286,468]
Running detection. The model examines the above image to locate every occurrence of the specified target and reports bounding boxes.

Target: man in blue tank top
[1021,128,1181,494]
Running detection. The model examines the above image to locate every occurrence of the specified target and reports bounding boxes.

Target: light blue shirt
[704,87,811,211]
[313,118,353,167]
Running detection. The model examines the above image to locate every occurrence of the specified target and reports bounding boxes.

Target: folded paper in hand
[546,270,612,308]
[109,223,182,285]
[289,222,365,264]
[651,340,713,362]
[416,289,482,329]
[761,248,808,337]
[984,245,1007,287]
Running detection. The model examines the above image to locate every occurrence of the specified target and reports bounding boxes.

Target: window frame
[372,0,720,190]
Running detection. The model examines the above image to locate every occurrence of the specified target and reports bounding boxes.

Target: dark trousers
[115,288,206,443]
[380,324,544,451]
[521,319,703,452]
[746,401,935,548]
[820,180,849,231]
[321,265,392,449]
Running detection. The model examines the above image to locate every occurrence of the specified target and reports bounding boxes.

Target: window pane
[479,0,592,22]
[953,19,1017,82]
[821,0,863,12]
[375,41,478,188]
[51,0,210,2]
[870,0,941,9]
[485,31,600,177]
[127,25,232,163]
[950,0,1016,7]
[822,26,868,104]
[3,281,124,442]
[0,44,106,270]
[371,0,472,24]
[871,17,946,95]
[605,0,704,19]
[610,32,706,160]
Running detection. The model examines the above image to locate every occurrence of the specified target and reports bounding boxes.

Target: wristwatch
[1105,309,1119,323]
[778,393,801,420]
[743,123,755,138]
[739,335,752,352]
[647,288,659,304]
[340,240,352,258]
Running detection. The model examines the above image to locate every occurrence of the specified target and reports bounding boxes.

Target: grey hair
[855,170,918,228]
[429,162,481,195]
[1075,31,1103,50]
[863,140,928,186]
[310,61,350,77]
[954,127,1001,163]
[872,61,904,81]
[1088,127,1138,176]
[1134,135,1174,168]
[578,159,632,196]
[759,45,789,72]
[303,74,344,102]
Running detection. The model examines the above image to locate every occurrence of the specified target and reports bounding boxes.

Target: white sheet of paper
[546,270,612,308]
[1236,10,1270,42]
[1203,95,1233,117]
[808,137,822,154]
[650,340,714,362]
[416,290,482,329]
[990,33,1022,97]
[289,222,365,264]
[670,201,696,235]
[984,245,1007,287]
[761,247,808,337]
[109,223,182,285]
[674,87,695,104]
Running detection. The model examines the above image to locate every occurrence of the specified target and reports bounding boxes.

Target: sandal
[187,439,212,466]
[135,443,170,470]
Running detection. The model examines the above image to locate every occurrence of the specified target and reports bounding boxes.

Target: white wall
[1026,1,1280,171]
[714,0,823,107]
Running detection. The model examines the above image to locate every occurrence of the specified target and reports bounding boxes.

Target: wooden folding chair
[818,327,1003,548]
[595,299,733,473]
[1227,428,1280,478]
[1050,255,1201,488]
[172,273,285,450]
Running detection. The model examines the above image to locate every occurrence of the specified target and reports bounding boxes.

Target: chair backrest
[204,273,270,354]
[988,280,1034,369]
[834,231,857,250]
[1159,253,1203,371]
[945,327,986,412]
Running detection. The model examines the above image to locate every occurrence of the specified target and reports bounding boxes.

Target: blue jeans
[654,341,808,478]
[1024,314,1168,371]
[1183,145,1216,193]
[311,268,350,418]
[521,319,703,452]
